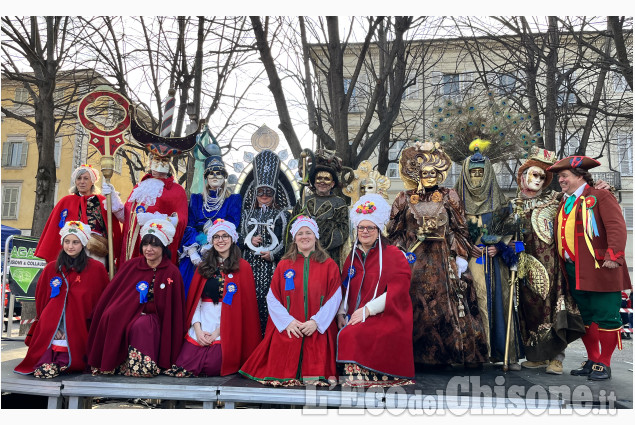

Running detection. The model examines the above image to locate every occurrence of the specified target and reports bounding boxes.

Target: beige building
[312,31,633,261]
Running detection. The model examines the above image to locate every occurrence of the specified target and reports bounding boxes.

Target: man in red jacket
[547,155,632,381]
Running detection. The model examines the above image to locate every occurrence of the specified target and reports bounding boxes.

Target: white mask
[150,158,171,174]
[523,166,546,193]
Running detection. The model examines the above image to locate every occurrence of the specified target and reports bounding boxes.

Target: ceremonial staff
[77,87,132,278]
[503,198,524,372]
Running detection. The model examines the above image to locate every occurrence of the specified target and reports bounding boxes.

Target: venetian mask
[523,166,546,193]
[315,171,335,195]
[149,155,171,174]
[206,171,225,189]
[420,166,439,189]
[469,167,484,187]
[360,178,377,195]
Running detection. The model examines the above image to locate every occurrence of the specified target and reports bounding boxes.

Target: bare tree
[1,17,101,237]
[250,16,441,174]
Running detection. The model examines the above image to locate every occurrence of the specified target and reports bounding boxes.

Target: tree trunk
[543,16,559,153]
[250,16,303,159]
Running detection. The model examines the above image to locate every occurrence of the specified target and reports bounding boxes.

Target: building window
[2,183,22,220]
[612,72,630,93]
[618,133,633,177]
[343,78,361,113]
[442,74,460,99]
[440,162,461,188]
[498,74,516,95]
[114,151,123,174]
[557,70,576,106]
[14,87,29,103]
[1,138,29,167]
[387,140,406,179]
[622,206,633,230]
[53,88,65,105]
[563,134,580,157]
[54,138,62,168]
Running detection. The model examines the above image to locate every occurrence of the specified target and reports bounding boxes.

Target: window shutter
[1,142,8,166]
[20,142,29,166]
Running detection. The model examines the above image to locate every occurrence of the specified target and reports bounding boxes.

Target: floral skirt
[254,377,334,387]
[33,347,69,379]
[341,363,414,388]
[91,313,161,377]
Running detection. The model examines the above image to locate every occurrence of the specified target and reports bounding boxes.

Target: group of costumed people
[16,117,630,385]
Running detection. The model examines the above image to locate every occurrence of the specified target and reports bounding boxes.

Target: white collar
[565,183,587,199]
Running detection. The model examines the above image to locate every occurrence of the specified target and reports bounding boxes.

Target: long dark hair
[198,244,241,278]
[139,234,171,259]
[56,246,89,273]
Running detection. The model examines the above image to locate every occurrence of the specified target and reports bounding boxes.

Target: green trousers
[566,262,622,329]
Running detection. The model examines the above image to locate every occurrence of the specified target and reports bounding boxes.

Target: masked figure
[387,141,488,368]
[510,147,586,375]
[455,139,523,369]
[292,150,349,266]
[239,149,293,336]
[178,135,242,296]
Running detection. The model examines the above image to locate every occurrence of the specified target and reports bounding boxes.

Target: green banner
[8,236,45,299]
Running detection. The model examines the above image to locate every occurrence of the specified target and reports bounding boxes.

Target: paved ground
[1,322,633,411]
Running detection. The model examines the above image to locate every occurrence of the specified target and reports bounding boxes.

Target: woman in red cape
[240,216,342,386]
[87,214,185,377]
[15,221,109,378]
[336,194,414,387]
[164,219,261,377]
[35,164,122,266]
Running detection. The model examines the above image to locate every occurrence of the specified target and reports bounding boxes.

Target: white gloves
[456,256,468,277]
[101,182,125,222]
[187,246,202,266]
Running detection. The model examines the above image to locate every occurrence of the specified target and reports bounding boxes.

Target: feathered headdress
[428,93,542,164]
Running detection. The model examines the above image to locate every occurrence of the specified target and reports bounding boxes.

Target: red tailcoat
[35,194,122,263]
[14,259,109,374]
[119,174,188,266]
[337,243,414,379]
[87,255,185,370]
[556,185,632,292]
[184,259,262,376]
[240,256,341,381]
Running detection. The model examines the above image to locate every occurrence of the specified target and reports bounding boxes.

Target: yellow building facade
[1,77,142,236]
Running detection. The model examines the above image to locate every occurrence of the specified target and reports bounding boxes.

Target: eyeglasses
[256,187,275,197]
[357,226,378,233]
[212,234,231,241]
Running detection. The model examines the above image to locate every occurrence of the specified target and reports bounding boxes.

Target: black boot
[588,362,611,381]
[570,360,594,376]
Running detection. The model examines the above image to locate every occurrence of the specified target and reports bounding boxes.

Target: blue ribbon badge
[136,281,149,303]
[406,252,417,264]
[223,282,237,305]
[343,266,356,288]
[58,209,68,228]
[284,269,295,290]
[49,277,62,298]
[135,205,146,214]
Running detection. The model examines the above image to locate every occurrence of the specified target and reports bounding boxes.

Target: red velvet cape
[119,173,188,266]
[336,243,415,379]
[184,258,262,375]
[239,256,341,382]
[87,255,185,371]
[35,194,123,263]
[556,185,632,293]
[14,258,110,374]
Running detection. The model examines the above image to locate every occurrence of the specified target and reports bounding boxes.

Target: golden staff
[77,87,131,279]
